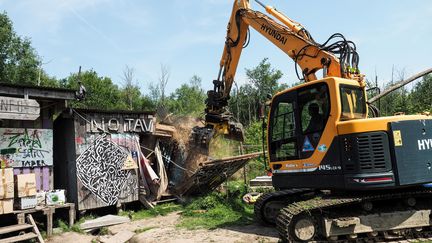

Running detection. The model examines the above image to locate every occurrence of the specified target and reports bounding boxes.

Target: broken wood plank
[99,230,135,243]
[200,152,262,166]
[80,215,130,230]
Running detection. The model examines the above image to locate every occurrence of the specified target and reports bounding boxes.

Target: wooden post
[239,143,247,190]
[43,208,54,237]
[68,203,76,227]
[16,213,25,225]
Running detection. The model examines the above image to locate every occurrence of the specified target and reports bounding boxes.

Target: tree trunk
[369,68,432,103]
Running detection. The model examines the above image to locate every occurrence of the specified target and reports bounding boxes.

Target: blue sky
[1,0,431,94]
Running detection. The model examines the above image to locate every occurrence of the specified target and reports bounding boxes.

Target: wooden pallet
[0,214,44,243]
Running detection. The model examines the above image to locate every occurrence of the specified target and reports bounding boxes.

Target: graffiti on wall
[76,135,138,205]
[0,128,53,168]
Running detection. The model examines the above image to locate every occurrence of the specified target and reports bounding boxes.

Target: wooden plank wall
[73,113,141,211]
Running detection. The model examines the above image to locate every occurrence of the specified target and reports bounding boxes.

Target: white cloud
[1,0,116,37]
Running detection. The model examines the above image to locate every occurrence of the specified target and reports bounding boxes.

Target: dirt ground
[47,212,279,243]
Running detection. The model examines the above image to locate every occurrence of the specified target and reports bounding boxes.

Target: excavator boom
[194,0,362,149]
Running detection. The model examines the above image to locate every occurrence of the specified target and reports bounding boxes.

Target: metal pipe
[254,0,305,38]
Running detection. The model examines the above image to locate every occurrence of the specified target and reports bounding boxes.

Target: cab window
[298,83,330,135]
[340,85,366,120]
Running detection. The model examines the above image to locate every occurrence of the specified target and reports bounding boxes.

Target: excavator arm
[192,0,363,149]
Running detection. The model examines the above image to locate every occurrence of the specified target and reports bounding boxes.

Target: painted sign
[0,96,40,120]
[0,128,53,168]
[86,116,155,133]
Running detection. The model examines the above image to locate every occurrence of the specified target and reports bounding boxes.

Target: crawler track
[254,189,314,224]
[275,188,432,242]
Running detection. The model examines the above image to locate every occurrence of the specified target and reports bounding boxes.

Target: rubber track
[254,189,313,225]
[276,189,432,242]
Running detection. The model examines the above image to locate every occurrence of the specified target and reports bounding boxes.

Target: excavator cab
[269,81,332,163]
[267,77,388,190]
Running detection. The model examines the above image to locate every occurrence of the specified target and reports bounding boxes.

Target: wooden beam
[0,85,75,100]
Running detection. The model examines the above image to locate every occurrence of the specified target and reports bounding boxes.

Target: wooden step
[0,232,38,243]
[0,224,33,235]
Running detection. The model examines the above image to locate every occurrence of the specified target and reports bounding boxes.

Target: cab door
[268,90,301,163]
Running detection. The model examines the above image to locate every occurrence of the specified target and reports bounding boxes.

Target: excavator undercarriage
[255,188,432,242]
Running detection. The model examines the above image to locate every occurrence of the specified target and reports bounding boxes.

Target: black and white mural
[76,135,136,205]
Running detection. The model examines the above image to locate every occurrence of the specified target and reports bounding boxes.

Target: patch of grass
[71,214,96,233]
[57,219,70,232]
[98,227,109,235]
[40,230,47,239]
[134,226,158,234]
[119,202,183,221]
[177,185,254,230]
[57,214,95,233]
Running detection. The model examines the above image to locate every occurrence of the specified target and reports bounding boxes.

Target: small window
[272,102,295,141]
[340,85,366,120]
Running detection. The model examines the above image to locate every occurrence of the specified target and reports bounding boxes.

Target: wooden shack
[53,109,157,211]
[0,83,76,192]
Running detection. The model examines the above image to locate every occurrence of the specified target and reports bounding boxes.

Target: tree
[65,69,126,110]
[409,74,432,114]
[229,58,285,125]
[379,70,410,116]
[0,12,42,85]
[148,63,171,108]
[120,65,145,110]
[167,75,206,116]
[245,58,284,103]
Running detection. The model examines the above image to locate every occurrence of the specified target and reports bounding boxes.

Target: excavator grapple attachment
[190,121,244,153]
[190,126,214,151]
[224,121,245,142]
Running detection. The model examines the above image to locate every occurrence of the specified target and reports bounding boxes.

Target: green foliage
[409,74,432,114]
[57,219,70,232]
[371,74,432,116]
[54,215,95,234]
[65,70,125,110]
[245,121,265,145]
[178,190,254,230]
[229,58,286,126]
[0,12,42,85]
[378,82,410,116]
[98,227,109,235]
[119,202,183,221]
[167,75,206,116]
[63,68,157,111]
[134,226,158,234]
[245,58,283,103]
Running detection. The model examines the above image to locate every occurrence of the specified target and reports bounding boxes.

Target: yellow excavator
[193,0,432,241]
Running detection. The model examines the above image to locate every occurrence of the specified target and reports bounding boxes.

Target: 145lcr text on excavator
[193,0,432,241]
